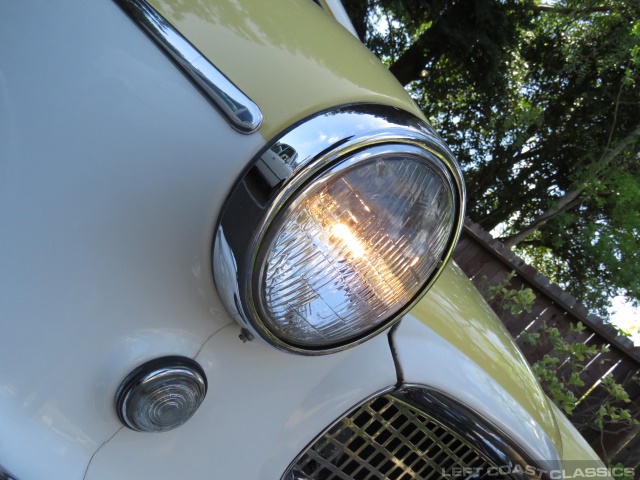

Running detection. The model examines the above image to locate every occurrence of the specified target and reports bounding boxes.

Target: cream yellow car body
[0,0,610,479]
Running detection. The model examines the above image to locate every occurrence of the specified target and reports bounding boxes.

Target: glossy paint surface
[393,316,562,470]
[0,1,264,478]
[318,0,359,38]
[147,0,425,140]
[408,262,562,447]
[84,326,396,480]
[113,0,264,133]
[549,402,612,478]
[0,1,595,479]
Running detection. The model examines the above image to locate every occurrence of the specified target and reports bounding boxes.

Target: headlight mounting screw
[239,328,255,343]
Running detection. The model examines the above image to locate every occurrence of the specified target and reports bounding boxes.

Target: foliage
[482,271,536,315]
[527,321,638,430]
[479,274,638,438]
[343,0,640,316]
[609,462,635,480]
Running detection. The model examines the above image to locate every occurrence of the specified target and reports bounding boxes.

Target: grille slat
[283,393,500,480]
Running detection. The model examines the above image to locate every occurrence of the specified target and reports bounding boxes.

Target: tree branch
[531,5,612,15]
[603,83,625,160]
[503,124,640,248]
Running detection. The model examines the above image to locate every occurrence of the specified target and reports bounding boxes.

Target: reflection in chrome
[213,105,465,355]
[115,356,207,432]
[0,464,17,480]
[113,0,263,133]
[282,385,558,480]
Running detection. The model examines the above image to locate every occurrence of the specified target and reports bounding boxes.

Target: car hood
[147,0,425,139]
[407,262,563,450]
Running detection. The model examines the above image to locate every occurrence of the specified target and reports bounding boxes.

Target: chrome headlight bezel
[213,105,465,355]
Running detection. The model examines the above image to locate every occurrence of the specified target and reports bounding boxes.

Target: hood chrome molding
[113,0,263,133]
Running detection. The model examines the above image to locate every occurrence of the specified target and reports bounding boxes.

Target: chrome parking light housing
[116,356,208,433]
[213,105,465,355]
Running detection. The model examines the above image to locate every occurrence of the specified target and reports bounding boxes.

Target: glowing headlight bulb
[258,150,456,348]
[331,223,364,258]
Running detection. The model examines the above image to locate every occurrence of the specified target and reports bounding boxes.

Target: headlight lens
[257,147,455,347]
[213,105,465,354]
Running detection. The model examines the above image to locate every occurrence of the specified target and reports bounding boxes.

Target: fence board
[563,344,613,399]
[452,219,640,466]
[612,431,640,469]
[593,424,640,461]
[505,298,547,336]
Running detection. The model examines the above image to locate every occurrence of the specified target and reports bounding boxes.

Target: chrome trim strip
[281,385,557,480]
[113,0,263,133]
[213,104,466,355]
[316,0,360,38]
[396,385,561,479]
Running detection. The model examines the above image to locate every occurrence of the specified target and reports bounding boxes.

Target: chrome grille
[282,389,528,480]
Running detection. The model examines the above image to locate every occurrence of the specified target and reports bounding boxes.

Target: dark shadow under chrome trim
[113,0,263,133]
[395,385,561,480]
[0,464,18,480]
[281,384,561,480]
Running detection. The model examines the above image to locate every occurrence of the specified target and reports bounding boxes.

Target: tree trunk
[388,32,443,86]
[502,189,582,248]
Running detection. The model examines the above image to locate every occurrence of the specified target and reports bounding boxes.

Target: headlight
[214,105,465,354]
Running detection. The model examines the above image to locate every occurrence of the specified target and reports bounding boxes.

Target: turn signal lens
[116,357,207,433]
[256,147,455,347]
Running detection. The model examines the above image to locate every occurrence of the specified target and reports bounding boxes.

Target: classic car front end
[0,0,611,479]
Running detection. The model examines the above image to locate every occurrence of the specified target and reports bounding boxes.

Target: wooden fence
[452,219,640,469]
